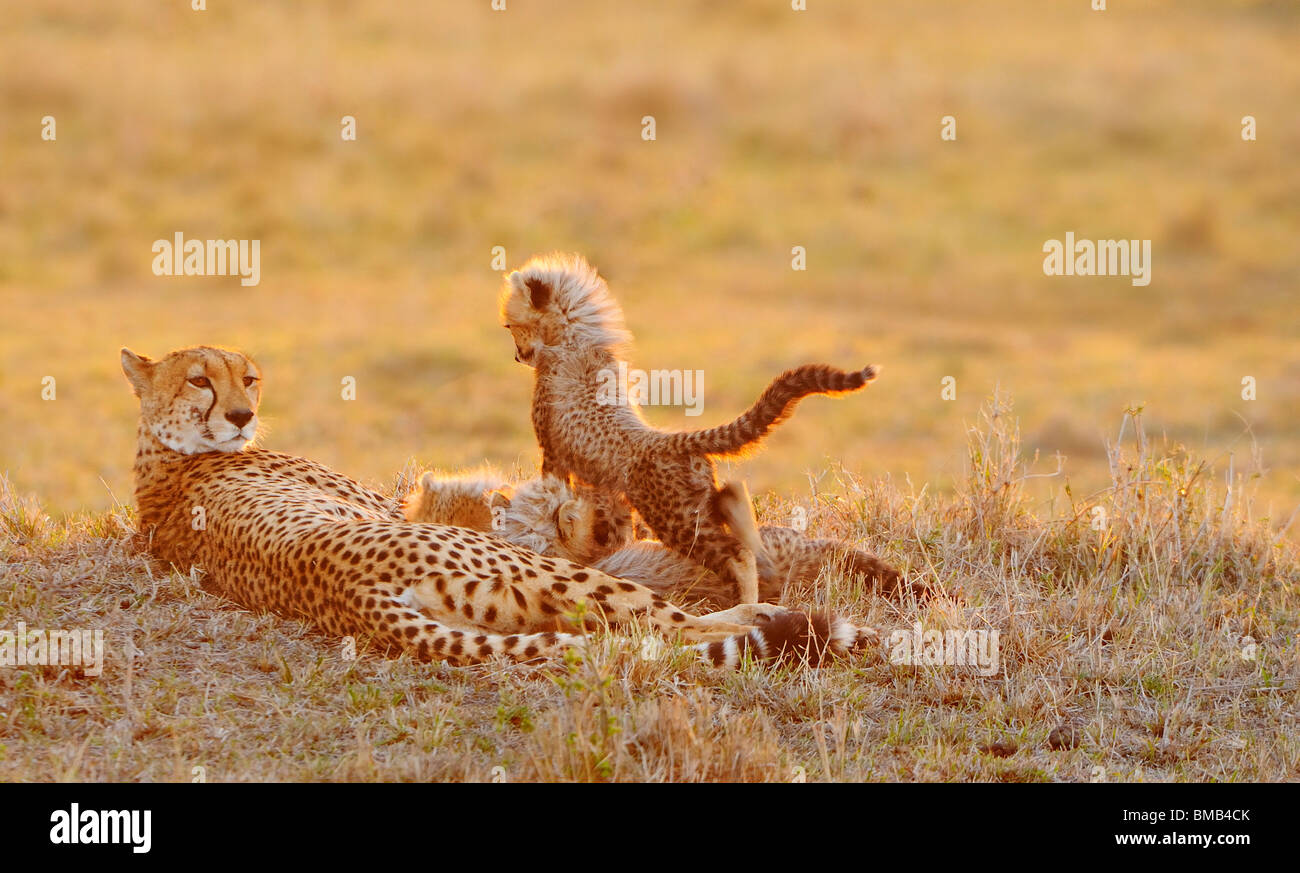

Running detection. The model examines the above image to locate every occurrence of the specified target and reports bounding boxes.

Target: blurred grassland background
[1,0,1298,521]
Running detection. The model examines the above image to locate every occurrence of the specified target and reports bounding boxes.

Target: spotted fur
[122,345,862,667]
[451,473,910,609]
[401,468,506,532]
[501,252,880,604]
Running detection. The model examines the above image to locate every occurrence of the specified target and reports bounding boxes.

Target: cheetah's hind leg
[716,480,768,604]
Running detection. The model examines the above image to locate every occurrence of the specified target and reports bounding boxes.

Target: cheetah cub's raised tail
[666,363,879,459]
[500,251,880,606]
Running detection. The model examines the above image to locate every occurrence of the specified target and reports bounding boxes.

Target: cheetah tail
[697,611,871,668]
[665,363,879,457]
[841,547,930,601]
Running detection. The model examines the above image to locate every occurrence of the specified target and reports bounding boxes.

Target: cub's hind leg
[636,492,762,605]
[533,567,762,642]
[660,514,760,606]
[626,464,762,605]
[719,547,760,605]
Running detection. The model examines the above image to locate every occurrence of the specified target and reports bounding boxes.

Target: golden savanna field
[1,1,1298,783]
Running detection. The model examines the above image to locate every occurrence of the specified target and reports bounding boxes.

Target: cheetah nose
[226,409,254,428]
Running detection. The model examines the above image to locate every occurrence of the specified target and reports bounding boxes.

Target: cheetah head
[491,475,635,565]
[121,345,262,454]
[500,252,632,366]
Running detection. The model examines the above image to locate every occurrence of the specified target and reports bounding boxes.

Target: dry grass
[3,399,1296,782]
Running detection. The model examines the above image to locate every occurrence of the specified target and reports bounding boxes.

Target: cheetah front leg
[545,569,764,643]
[697,602,790,626]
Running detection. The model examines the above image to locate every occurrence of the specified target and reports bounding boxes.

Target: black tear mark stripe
[203,386,218,423]
[200,351,221,424]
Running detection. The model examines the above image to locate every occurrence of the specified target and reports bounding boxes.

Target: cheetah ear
[489,489,513,511]
[120,348,154,397]
[512,274,552,310]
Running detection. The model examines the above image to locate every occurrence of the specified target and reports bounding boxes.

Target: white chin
[213,436,249,452]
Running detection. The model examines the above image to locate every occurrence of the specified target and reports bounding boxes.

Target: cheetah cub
[500,252,880,605]
[401,467,507,531]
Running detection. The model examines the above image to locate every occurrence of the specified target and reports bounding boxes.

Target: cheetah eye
[188,376,211,389]
[243,376,259,387]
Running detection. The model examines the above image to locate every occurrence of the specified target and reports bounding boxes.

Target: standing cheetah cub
[123,345,867,668]
[500,252,881,605]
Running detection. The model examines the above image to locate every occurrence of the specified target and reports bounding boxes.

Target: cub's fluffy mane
[493,474,571,556]
[503,252,633,352]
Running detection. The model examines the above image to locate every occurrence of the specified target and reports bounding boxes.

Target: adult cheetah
[121,344,866,668]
